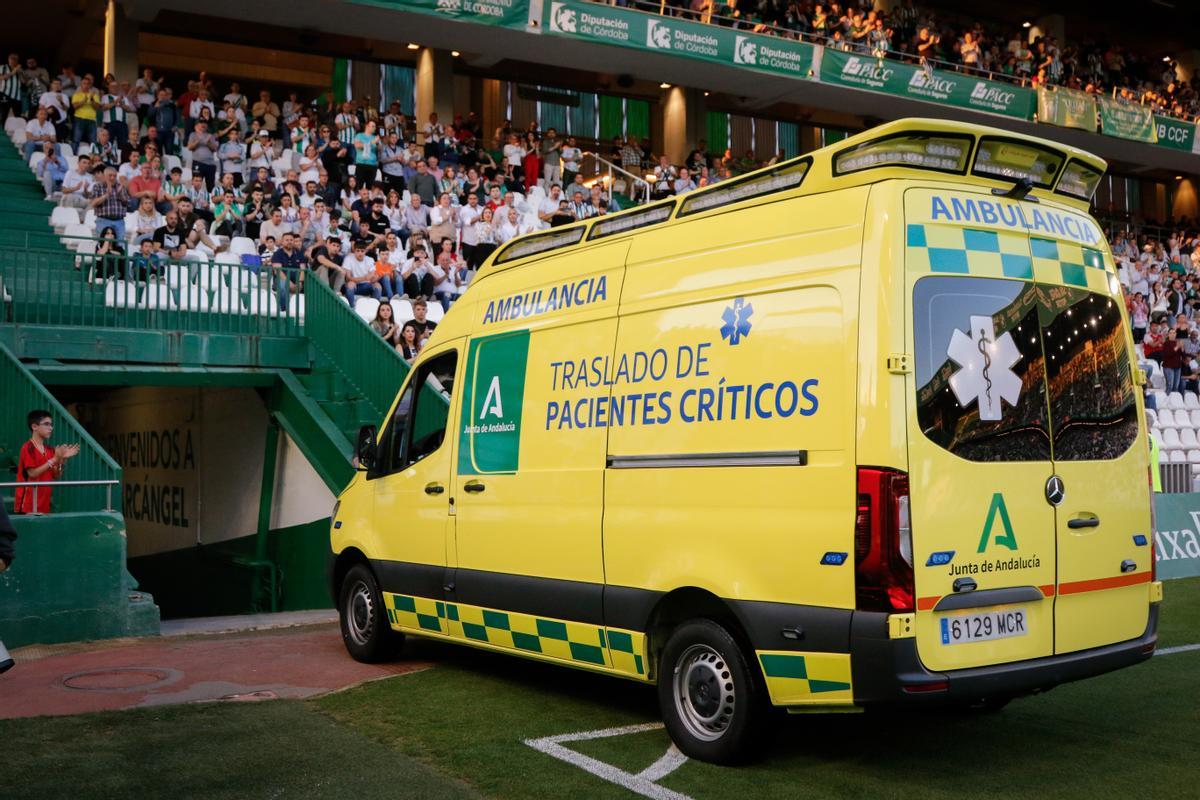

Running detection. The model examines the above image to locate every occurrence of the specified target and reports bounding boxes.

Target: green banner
[355,0,530,28]
[818,48,1035,120]
[458,330,529,475]
[543,1,814,79]
[1036,87,1096,131]
[1153,114,1194,152]
[1154,493,1200,580]
[1098,96,1157,143]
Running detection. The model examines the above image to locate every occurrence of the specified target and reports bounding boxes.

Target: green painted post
[253,419,281,612]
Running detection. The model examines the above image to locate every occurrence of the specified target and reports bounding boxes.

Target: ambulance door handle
[424,482,445,495]
[464,480,486,494]
[1067,516,1099,529]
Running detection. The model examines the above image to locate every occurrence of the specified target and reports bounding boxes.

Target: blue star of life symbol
[720,297,754,345]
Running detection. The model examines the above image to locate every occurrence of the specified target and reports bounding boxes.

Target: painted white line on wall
[1156,643,1200,656]
[524,723,694,800]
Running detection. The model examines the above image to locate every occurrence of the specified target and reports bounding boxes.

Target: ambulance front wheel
[658,618,770,765]
[339,564,404,663]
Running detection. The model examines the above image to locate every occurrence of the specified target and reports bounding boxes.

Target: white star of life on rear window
[947,315,1022,422]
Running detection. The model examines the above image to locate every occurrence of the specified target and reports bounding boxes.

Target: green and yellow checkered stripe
[906,223,1112,293]
[757,651,854,706]
[383,592,647,679]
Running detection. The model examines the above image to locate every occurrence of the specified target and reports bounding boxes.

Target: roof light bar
[493,226,585,265]
[678,159,810,217]
[588,203,674,241]
[973,137,1065,189]
[1056,159,1104,201]
[833,133,972,176]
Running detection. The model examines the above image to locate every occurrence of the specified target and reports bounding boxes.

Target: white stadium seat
[1189,410,1200,428]
[28,151,45,173]
[177,287,209,312]
[61,222,92,251]
[139,284,176,310]
[1168,391,1185,409]
[104,281,139,308]
[1162,428,1183,450]
[1170,450,1187,463]
[1173,409,1191,428]
[50,206,80,232]
[287,295,305,321]
[1187,450,1200,464]
[425,302,445,323]
[243,289,278,316]
[354,297,380,323]
[229,237,257,257]
[1179,428,1198,449]
[390,298,413,323]
[1159,448,1169,464]
[1146,409,1158,428]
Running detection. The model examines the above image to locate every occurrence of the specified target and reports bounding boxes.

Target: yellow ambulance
[330,117,1161,763]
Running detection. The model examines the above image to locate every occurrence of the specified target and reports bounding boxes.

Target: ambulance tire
[658,618,770,765]
[339,564,404,663]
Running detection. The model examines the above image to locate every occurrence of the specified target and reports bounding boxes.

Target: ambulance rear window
[914,278,1138,462]
[1041,288,1138,460]
[913,277,1051,462]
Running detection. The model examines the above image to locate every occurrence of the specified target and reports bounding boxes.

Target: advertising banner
[1037,86,1097,131]
[1154,493,1200,580]
[360,0,530,29]
[818,48,1035,120]
[1098,96,1158,143]
[544,1,815,79]
[1153,114,1195,152]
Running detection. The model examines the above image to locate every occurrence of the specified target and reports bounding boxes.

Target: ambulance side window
[372,351,458,477]
[913,277,1052,462]
[1042,290,1138,460]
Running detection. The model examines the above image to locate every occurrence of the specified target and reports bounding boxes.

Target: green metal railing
[0,247,304,336]
[0,341,122,513]
[303,276,410,420]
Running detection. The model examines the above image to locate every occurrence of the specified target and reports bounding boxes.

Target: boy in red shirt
[15,410,79,515]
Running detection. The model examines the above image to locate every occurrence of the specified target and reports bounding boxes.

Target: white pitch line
[524,723,695,800]
[1156,643,1200,656]
[636,745,689,782]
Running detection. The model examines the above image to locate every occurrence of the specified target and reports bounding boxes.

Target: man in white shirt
[23,107,57,162]
[39,79,70,138]
[561,137,582,186]
[341,241,385,306]
[259,207,290,248]
[422,112,445,158]
[310,197,332,236]
[458,193,482,268]
[538,184,565,226]
[60,154,94,208]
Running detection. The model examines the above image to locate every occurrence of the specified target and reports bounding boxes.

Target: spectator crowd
[1113,225,1200,397]
[0,54,802,362]
[616,0,1200,121]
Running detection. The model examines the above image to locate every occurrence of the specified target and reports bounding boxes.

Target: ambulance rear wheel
[658,618,768,765]
[339,564,404,663]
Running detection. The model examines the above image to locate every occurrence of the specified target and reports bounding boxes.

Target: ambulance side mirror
[356,425,377,472]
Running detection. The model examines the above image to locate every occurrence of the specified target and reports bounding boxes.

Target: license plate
[940,608,1028,645]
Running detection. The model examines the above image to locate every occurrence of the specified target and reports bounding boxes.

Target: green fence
[303,276,410,421]
[0,342,121,513]
[0,247,303,336]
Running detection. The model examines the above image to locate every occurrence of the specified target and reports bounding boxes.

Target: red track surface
[0,624,426,719]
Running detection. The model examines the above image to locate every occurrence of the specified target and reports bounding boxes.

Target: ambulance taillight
[854,468,915,613]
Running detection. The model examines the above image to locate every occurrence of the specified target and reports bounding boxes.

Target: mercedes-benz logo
[1045,476,1065,506]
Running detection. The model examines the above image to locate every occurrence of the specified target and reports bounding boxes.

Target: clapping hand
[54,443,81,462]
